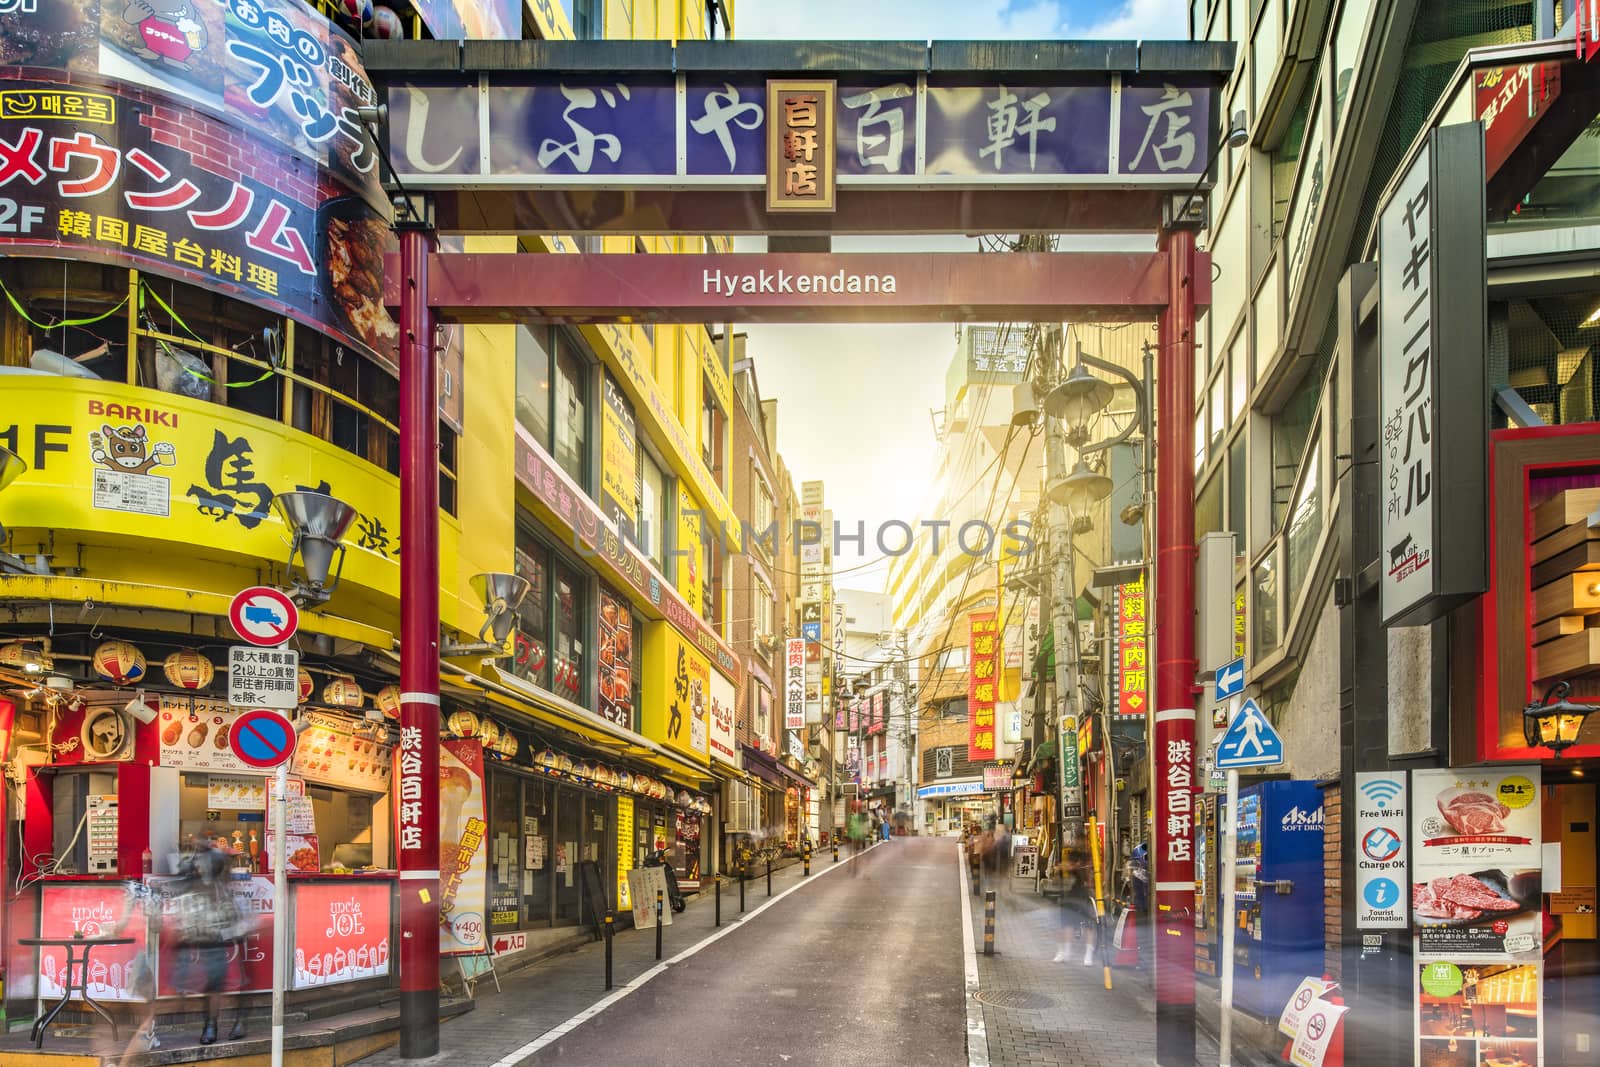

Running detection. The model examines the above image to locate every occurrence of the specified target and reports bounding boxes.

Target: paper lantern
[535,748,558,769]
[616,770,633,792]
[92,641,147,685]
[297,668,314,703]
[676,790,693,807]
[446,710,479,739]
[374,685,401,720]
[558,753,574,773]
[322,678,365,708]
[476,717,501,746]
[496,733,518,759]
[163,649,214,690]
[341,0,373,24]
[372,6,404,39]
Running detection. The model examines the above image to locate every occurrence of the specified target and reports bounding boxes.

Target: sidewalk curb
[959,848,990,1067]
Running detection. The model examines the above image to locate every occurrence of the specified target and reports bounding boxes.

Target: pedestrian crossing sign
[1215,698,1284,769]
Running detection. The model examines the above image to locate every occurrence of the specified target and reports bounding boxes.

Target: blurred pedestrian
[1053,846,1099,965]
[171,841,252,1043]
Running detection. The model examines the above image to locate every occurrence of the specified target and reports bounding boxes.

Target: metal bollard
[604,911,614,990]
[740,868,746,913]
[970,850,980,895]
[655,890,663,961]
[715,876,721,927]
[766,858,773,897]
[804,848,811,877]
[984,891,997,957]
[832,838,839,863]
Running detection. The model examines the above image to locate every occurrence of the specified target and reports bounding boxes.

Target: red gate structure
[367,37,1232,1062]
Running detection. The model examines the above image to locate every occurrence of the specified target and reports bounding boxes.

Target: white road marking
[961,845,989,1067]
[490,842,878,1067]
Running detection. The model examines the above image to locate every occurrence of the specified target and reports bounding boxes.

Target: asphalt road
[525,836,967,1067]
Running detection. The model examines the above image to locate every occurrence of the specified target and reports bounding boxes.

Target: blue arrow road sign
[1215,697,1284,769]
[1214,657,1245,701]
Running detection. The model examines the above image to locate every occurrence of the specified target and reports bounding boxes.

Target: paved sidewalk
[966,870,1270,1067]
[355,844,869,1065]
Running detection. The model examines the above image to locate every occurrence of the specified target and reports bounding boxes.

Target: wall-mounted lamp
[1522,680,1600,757]
[442,572,533,656]
[272,491,357,607]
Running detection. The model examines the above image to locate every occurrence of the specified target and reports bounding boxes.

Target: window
[509,541,550,691]
[753,477,775,554]
[1284,424,1324,606]
[1332,0,1372,131]
[754,579,774,645]
[1253,542,1280,656]
[561,0,602,39]
[517,325,591,489]
[1228,437,1247,544]
[702,386,726,475]
[552,561,585,704]
[1250,0,1281,118]
[702,536,723,629]
[637,449,669,573]
[553,335,588,487]
[1271,83,1314,244]
[514,325,552,448]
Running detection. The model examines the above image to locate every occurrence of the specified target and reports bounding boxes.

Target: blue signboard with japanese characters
[387,74,1214,185]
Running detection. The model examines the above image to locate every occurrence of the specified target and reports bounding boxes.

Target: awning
[1027,739,1057,773]
[740,743,785,787]
[775,760,812,788]
[454,664,716,791]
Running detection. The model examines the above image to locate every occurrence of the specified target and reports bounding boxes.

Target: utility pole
[1038,323,1086,877]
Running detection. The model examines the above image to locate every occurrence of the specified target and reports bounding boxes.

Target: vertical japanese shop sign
[599,374,638,540]
[1233,588,1247,660]
[968,612,998,762]
[1117,576,1149,716]
[784,637,806,730]
[397,723,425,860]
[438,738,488,956]
[767,80,837,212]
[1378,123,1487,627]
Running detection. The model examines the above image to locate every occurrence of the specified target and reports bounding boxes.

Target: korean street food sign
[0,0,396,364]
[766,80,836,213]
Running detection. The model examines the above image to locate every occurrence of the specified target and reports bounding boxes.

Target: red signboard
[1581,1,1600,62]
[968,612,999,762]
[291,879,392,990]
[155,875,275,996]
[1117,576,1149,717]
[438,738,489,956]
[38,882,149,1002]
[1476,63,1561,182]
[869,691,885,735]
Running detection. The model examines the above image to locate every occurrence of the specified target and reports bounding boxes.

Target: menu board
[208,775,268,810]
[597,588,634,728]
[291,880,392,989]
[1412,768,1542,960]
[290,710,391,793]
[158,697,267,775]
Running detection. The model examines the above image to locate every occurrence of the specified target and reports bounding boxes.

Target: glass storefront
[487,767,613,931]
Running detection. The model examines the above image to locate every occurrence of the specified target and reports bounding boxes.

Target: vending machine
[1218,779,1325,1019]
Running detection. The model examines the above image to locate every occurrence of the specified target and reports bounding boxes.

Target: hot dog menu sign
[1411,767,1542,959]
[159,696,267,774]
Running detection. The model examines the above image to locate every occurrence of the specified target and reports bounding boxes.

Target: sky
[730,2,1188,594]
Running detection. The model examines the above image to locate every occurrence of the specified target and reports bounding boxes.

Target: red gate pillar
[1154,225,1198,1065]
[397,224,441,1058]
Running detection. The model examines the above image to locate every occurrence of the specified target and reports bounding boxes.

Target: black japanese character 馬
[187,430,273,528]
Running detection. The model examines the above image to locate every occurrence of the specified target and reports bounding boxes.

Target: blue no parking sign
[230,709,298,769]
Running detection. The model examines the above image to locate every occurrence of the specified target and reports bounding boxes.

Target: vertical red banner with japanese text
[438,738,488,956]
[968,612,998,762]
[1117,576,1149,716]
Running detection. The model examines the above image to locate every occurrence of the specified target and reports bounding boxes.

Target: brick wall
[139,105,320,210]
[1322,783,1341,982]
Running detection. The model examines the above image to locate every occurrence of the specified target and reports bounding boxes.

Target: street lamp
[1044,363,1116,447]
[1523,680,1600,757]
[272,490,358,607]
[0,448,50,576]
[1047,459,1115,520]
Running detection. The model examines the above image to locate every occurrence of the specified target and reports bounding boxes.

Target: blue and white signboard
[1214,657,1245,701]
[802,622,821,643]
[916,780,985,800]
[389,76,1214,186]
[1354,771,1409,929]
[1215,699,1284,769]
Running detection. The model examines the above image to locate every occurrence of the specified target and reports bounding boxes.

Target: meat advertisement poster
[438,738,488,956]
[1411,768,1542,960]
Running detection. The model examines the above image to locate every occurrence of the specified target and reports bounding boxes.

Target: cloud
[735,0,1189,42]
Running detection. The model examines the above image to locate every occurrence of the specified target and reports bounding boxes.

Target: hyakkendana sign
[767,80,837,212]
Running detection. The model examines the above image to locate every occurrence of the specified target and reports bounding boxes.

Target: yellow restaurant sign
[0,376,467,631]
[640,625,711,764]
